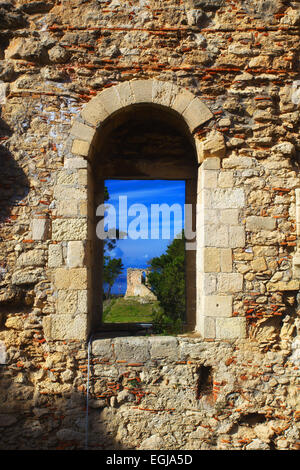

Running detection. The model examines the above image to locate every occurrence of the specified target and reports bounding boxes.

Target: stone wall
[0,0,299,450]
[125,268,157,300]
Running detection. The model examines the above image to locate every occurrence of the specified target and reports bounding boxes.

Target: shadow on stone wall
[0,379,128,450]
[0,115,29,224]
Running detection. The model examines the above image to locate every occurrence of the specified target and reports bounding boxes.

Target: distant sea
[103,274,127,296]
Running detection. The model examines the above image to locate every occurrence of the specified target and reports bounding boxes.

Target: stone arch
[50,78,248,342]
[69,79,214,163]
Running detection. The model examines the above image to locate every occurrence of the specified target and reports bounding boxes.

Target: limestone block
[67,241,86,268]
[57,290,77,315]
[198,316,216,339]
[215,317,246,340]
[217,273,243,293]
[203,295,232,317]
[211,188,245,209]
[201,170,218,189]
[220,209,239,226]
[203,224,229,248]
[266,280,300,292]
[77,290,88,313]
[149,336,179,361]
[91,338,113,359]
[70,120,95,143]
[222,155,256,169]
[197,131,226,163]
[114,337,150,363]
[78,169,88,186]
[96,86,123,115]
[71,139,90,157]
[52,219,87,241]
[198,208,219,226]
[220,248,232,272]
[182,98,213,132]
[81,96,110,126]
[43,314,87,341]
[116,81,135,107]
[130,79,153,104]
[79,201,88,216]
[0,81,8,105]
[293,253,300,266]
[218,171,234,188]
[32,218,50,241]
[171,88,196,115]
[56,170,78,186]
[251,257,267,272]
[56,200,78,217]
[199,189,213,209]
[54,268,88,289]
[16,249,45,267]
[0,341,6,365]
[203,247,220,272]
[12,268,44,286]
[229,226,245,248]
[152,80,177,107]
[64,157,88,169]
[201,273,217,295]
[200,156,221,170]
[54,186,87,202]
[246,216,276,231]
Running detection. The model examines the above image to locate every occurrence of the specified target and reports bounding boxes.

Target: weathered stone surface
[5,37,47,62]
[0,0,299,452]
[217,273,243,293]
[92,339,113,359]
[71,139,90,157]
[211,189,245,209]
[197,131,226,162]
[53,268,88,289]
[48,45,70,64]
[246,216,276,232]
[0,341,6,365]
[43,314,87,341]
[149,336,179,361]
[70,120,95,143]
[52,219,87,241]
[16,250,45,267]
[204,295,232,317]
[12,268,44,286]
[67,241,85,268]
[31,219,50,241]
[57,290,78,315]
[113,337,150,363]
[215,317,246,340]
[48,244,63,268]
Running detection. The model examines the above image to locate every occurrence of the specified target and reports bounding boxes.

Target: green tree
[103,185,124,298]
[103,256,124,299]
[147,233,185,334]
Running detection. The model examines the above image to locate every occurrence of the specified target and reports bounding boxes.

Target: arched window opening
[89,104,197,334]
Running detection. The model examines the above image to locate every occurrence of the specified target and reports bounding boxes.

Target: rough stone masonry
[0,0,299,451]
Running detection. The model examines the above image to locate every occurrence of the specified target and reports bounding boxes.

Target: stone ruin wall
[0,0,299,450]
[125,268,157,299]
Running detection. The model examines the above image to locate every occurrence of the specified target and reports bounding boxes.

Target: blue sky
[104,179,185,293]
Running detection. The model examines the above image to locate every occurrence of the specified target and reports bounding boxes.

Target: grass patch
[103,297,162,323]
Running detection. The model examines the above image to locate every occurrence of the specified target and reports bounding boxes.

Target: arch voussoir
[78,79,213,137]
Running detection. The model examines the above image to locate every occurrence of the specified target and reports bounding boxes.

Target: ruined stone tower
[125,268,157,300]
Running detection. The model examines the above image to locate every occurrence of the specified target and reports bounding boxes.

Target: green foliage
[147,233,185,334]
[103,297,160,323]
[103,256,123,298]
[103,184,124,298]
